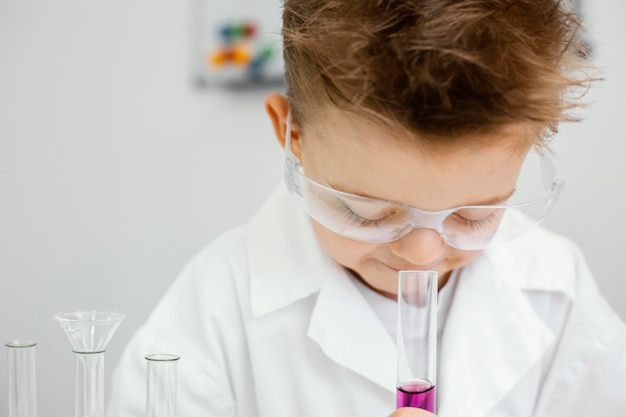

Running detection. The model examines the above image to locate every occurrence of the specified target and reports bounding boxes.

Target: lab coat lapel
[437,254,554,417]
[248,186,396,391]
[248,185,327,317]
[249,186,396,392]
[308,263,397,393]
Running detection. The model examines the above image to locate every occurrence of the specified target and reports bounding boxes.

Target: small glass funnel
[54,310,125,417]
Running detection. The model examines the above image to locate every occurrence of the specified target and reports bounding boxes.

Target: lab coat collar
[247,185,396,390]
[247,184,329,317]
[437,237,558,417]
[307,261,397,391]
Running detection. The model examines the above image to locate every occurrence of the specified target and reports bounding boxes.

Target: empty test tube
[145,354,180,417]
[6,339,37,417]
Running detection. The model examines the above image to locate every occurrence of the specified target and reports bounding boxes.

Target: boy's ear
[264,93,301,157]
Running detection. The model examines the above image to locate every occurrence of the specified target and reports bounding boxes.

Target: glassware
[283,109,564,250]
[396,270,438,413]
[54,310,125,417]
[6,339,37,417]
[145,354,180,417]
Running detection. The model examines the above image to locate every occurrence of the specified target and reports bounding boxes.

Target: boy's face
[266,95,531,297]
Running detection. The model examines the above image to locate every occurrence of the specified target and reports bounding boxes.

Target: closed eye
[451,211,500,231]
[339,201,398,227]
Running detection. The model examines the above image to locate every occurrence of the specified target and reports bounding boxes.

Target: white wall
[0,1,624,416]
[544,0,626,320]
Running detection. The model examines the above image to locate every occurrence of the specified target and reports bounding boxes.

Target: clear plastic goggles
[283,112,564,250]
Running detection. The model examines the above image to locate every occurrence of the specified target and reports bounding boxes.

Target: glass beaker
[396,270,438,413]
[145,354,180,417]
[6,339,37,417]
[54,310,125,417]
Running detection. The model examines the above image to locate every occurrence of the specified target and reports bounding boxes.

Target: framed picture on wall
[192,0,284,88]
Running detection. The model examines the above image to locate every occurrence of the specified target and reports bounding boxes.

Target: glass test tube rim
[145,354,181,362]
[5,339,38,348]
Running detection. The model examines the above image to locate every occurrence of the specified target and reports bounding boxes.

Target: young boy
[107,1,626,416]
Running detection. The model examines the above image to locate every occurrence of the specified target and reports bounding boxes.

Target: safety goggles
[283,111,564,250]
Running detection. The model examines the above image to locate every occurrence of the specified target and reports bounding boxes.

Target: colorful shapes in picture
[207,20,278,82]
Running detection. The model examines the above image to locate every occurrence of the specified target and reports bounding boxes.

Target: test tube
[145,354,180,417]
[6,339,37,417]
[75,350,105,417]
[396,270,438,413]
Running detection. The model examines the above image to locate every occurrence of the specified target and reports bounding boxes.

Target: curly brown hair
[282,0,593,144]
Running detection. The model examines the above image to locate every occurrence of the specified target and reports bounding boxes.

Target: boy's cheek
[309,219,371,265]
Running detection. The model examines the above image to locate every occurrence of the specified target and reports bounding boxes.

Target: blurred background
[0,0,624,415]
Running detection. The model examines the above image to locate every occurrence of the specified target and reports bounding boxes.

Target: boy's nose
[388,227,447,266]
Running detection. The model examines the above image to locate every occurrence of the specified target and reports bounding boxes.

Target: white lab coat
[107,184,626,417]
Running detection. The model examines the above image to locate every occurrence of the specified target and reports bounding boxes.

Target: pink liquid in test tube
[396,380,436,412]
